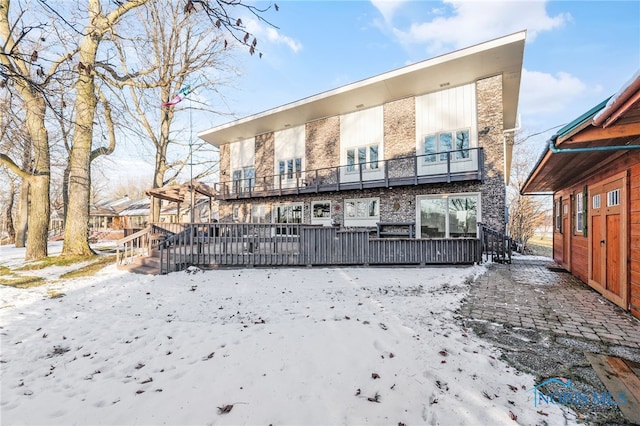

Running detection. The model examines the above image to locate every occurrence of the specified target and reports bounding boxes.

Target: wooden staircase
[116,226,173,275]
[117,249,162,275]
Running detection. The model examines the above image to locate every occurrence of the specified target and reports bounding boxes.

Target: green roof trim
[555,97,612,139]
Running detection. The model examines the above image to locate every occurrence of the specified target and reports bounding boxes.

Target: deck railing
[157,223,482,274]
[478,223,512,263]
[216,148,484,200]
[116,223,188,265]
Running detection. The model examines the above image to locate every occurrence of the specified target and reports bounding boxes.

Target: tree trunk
[25,174,49,260]
[62,162,70,227]
[14,177,29,248]
[151,104,172,222]
[62,38,98,257]
[24,96,51,260]
[6,178,16,244]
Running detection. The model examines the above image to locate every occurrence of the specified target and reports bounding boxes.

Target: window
[575,192,583,233]
[592,194,601,209]
[311,201,332,225]
[275,203,303,235]
[346,144,379,172]
[344,198,379,226]
[607,189,620,207]
[418,194,478,238]
[232,167,255,193]
[251,204,269,223]
[424,129,470,163]
[345,198,379,219]
[279,157,303,181]
[312,201,331,219]
[554,198,562,232]
[232,205,240,221]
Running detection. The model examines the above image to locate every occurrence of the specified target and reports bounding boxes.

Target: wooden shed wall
[630,162,640,318]
[552,151,640,319]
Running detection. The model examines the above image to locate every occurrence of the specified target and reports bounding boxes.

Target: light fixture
[478,126,494,136]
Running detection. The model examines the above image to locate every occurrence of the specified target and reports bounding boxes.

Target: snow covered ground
[0,244,577,425]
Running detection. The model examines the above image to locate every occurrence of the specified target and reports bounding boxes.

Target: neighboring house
[198,32,525,241]
[90,195,134,230]
[522,70,640,319]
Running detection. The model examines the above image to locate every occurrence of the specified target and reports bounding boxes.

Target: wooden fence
[158,223,482,274]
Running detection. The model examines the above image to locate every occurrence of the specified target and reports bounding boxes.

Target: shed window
[607,189,620,207]
[575,192,583,233]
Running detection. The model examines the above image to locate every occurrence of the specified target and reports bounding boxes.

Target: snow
[0,244,577,425]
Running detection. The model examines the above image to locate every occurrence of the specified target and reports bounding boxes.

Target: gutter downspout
[549,135,640,154]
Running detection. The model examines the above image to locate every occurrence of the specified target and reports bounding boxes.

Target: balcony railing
[217,147,484,200]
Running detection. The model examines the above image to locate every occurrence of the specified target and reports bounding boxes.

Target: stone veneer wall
[384,97,416,159]
[476,74,506,233]
[255,132,274,190]
[218,181,483,225]
[305,116,340,173]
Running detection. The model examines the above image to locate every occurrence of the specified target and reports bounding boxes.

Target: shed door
[588,175,627,309]
[562,198,571,269]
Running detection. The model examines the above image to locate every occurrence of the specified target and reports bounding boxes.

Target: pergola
[145,180,216,223]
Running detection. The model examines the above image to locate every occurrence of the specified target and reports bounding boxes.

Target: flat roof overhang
[198,31,526,147]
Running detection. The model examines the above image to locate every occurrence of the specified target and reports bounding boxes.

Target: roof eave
[198,31,526,147]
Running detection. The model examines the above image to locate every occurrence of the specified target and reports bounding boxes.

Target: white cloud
[265,27,303,53]
[371,0,409,22]
[388,1,569,54]
[519,68,587,116]
[245,18,303,54]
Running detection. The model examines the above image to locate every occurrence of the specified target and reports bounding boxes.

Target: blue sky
[206,0,639,147]
[107,0,640,187]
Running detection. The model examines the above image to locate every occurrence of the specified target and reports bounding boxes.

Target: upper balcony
[216,147,485,200]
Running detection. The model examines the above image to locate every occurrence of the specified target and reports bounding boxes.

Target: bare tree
[62,0,278,256]
[1,0,278,259]
[507,137,551,253]
[101,1,233,222]
[0,0,67,259]
[0,167,17,244]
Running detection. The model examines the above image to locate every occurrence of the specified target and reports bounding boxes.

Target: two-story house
[198,32,525,242]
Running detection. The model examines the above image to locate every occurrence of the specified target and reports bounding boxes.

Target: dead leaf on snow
[508,411,517,421]
[218,404,233,414]
[371,373,380,379]
[367,392,381,403]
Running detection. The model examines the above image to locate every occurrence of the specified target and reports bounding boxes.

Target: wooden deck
[155,224,481,273]
[116,223,510,274]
